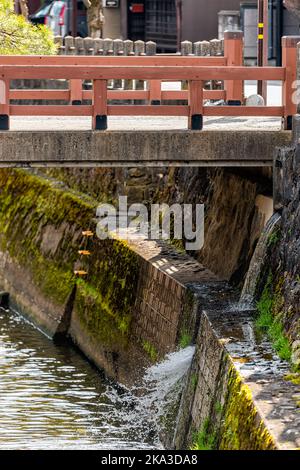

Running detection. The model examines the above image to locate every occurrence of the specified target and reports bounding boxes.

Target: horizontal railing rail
[0,34,298,131]
[0,65,286,80]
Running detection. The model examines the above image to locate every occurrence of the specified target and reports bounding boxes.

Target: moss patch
[0,169,140,349]
[219,363,276,450]
[267,228,281,247]
[142,340,158,362]
[284,373,300,386]
[191,418,217,451]
[0,169,94,306]
[256,274,292,362]
[179,330,192,349]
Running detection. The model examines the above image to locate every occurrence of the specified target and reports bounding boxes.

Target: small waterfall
[240,212,281,307]
[143,346,196,404]
[103,346,195,448]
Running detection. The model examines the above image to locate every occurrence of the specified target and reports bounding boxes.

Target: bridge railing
[0,35,297,131]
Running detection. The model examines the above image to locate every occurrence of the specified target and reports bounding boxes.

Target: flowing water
[0,306,194,450]
[240,212,281,307]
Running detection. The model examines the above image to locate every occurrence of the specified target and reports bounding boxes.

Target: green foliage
[191,418,217,451]
[267,228,281,247]
[284,373,300,385]
[220,365,276,450]
[191,373,198,391]
[142,340,158,362]
[179,330,192,349]
[0,169,138,348]
[0,0,57,55]
[215,402,223,414]
[256,275,292,362]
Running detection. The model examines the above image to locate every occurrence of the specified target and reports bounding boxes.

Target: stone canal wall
[0,169,216,384]
[173,308,300,450]
[44,167,274,285]
[1,168,298,449]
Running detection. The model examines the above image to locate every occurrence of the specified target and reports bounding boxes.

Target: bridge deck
[0,116,291,167]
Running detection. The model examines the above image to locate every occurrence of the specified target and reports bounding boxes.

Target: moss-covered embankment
[174,312,278,450]
[0,169,208,384]
[252,145,300,372]
[0,169,149,382]
[43,167,273,285]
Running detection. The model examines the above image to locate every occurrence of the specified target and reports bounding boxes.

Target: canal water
[0,307,194,450]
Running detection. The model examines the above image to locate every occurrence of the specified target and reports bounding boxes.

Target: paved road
[10,115,282,132]
[9,82,283,132]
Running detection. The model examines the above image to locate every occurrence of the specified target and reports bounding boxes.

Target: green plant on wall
[142,340,158,362]
[267,228,281,247]
[256,274,291,362]
[191,418,217,451]
[179,330,192,349]
[191,373,198,391]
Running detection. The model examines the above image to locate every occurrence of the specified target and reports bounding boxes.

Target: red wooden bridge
[0,33,297,132]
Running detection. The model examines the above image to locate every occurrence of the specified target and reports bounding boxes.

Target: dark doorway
[145,0,177,52]
[128,1,146,41]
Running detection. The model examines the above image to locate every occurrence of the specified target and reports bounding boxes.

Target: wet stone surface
[207,308,300,449]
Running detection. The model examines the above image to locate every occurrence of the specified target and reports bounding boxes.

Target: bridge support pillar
[0,115,9,131]
[282,36,299,131]
[188,80,203,131]
[93,80,108,131]
[190,114,203,130]
[0,78,9,130]
[93,115,107,131]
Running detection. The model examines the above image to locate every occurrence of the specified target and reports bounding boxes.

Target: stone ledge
[0,130,291,167]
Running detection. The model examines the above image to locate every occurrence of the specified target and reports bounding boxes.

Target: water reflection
[0,307,159,450]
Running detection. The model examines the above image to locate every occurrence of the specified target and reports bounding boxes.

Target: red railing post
[188,80,203,130]
[282,36,299,130]
[0,77,9,130]
[149,80,162,105]
[70,79,83,105]
[224,31,244,105]
[92,80,108,130]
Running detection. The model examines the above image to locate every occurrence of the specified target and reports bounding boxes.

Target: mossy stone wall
[174,313,276,450]
[0,169,200,384]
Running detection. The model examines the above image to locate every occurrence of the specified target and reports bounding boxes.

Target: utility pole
[176,0,182,52]
[72,0,78,36]
[257,0,269,101]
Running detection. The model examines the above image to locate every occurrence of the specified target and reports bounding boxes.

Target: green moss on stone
[179,330,192,349]
[284,373,300,386]
[0,169,93,306]
[0,169,140,349]
[142,340,158,362]
[191,418,217,451]
[256,274,292,362]
[219,363,276,450]
[191,373,198,391]
[267,228,281,247]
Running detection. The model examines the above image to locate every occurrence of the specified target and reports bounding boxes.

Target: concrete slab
[0,119,291,166]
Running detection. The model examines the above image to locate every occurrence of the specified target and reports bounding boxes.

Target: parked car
[29,2,53,26]
[30,0,88,37]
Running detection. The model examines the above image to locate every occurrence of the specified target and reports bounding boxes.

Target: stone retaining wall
[173,307,300,450]
[0,168,216,384]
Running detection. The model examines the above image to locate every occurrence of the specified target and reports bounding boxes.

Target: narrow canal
[0,306,164,450]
